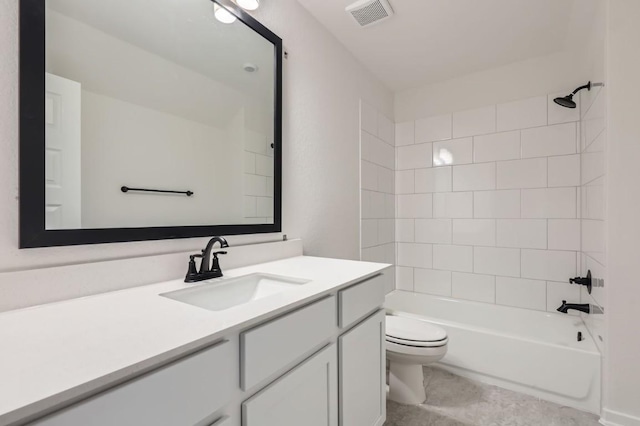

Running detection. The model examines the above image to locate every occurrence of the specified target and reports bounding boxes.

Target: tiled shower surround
[393,94,583,313]
[244,129,275,224]
[360,101,396,283]
[579,86,607,350]
[360,90,602,315]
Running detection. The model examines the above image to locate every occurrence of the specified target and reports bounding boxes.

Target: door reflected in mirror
[44,0,276,230]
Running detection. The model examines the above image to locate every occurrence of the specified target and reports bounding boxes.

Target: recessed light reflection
[214,3,237,24]
[433,148,453,166]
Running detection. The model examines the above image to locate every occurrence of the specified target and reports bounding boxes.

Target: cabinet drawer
[241,296,336,390]
[338,274,385,328]
[32,340,236,426]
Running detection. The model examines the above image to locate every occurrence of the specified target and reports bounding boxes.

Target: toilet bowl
[386,315,448,405]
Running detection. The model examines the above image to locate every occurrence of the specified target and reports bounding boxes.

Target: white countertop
[0,256,389,425]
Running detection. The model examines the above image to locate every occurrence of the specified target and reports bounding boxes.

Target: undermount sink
[160,273,311,312]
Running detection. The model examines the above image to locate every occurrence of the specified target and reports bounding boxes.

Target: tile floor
[384,366,601,426]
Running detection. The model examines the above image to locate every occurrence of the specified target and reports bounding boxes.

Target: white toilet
[385,315,448,405]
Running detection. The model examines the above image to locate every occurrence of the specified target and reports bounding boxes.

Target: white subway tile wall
[433,138,473,165]
[497,219,547,249]
[452,163,496,191]
[433,192,473,218]
[395,121,415,146]
[452,219,495,246]
[398,194,433,218]
[415,167,452,193]
[397,143,432,170]
[579,86,606,351]
[495,277,547,310]
[415,219,452,244]
[243,129,274,223]
[360,102,396,287]
[398,243,433,268]
[414,268,452,297]
[396,170,415,194]
[391,92,586,313]
[433,244,473,272]
[473,131,520,163]
[452,272,495,303]
[396,266,414,291]
[548,154,580,187]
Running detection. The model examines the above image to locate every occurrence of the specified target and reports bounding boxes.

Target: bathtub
[385,290,601,414]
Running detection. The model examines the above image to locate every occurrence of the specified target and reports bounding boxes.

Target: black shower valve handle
[569,270,592,294]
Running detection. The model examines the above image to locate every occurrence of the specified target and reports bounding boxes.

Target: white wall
[252,0,393,260]
[603,0,640,424]
[395,50,597,123]
[0,0,392,306]
[80,90,244,228]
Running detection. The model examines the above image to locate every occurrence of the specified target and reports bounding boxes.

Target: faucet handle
[210,251,227,277]
[569,270,592,294]
[185,253,203,282]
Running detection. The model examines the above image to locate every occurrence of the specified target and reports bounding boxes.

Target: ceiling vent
[346,0,394,28]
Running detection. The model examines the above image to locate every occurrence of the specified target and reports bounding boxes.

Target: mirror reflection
[44,0,275,230]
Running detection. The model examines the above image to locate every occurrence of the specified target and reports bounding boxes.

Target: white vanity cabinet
[240,274,386,426]
[24,270,389,426]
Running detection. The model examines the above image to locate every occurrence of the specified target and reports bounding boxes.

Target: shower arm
[571,82,592,95]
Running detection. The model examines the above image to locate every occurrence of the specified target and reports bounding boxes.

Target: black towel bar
[121,186,193,196]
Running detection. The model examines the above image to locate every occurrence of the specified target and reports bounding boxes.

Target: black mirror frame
[19,0,283,248]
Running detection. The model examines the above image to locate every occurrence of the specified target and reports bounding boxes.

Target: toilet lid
[386,315,447,342]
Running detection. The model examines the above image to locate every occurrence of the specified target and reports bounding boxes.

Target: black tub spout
[557,300,590,314]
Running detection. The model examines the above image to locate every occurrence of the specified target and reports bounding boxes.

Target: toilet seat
[385,315,448,348]
[386,335,448,347]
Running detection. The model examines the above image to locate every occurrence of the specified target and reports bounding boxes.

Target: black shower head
[553,81,591,109]
[554,94,577,109]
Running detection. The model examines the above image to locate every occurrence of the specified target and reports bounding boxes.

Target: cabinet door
[339,310,385,426]
[242,344,338,426]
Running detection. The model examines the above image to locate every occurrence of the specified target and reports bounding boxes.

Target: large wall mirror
[20,0,282,247]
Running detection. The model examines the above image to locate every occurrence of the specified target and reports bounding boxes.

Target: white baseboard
[601,408,640,426]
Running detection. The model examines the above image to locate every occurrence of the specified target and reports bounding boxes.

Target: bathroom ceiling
[297,0,599,91]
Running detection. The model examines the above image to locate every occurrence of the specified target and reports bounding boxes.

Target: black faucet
[184,236,229,283]
[557,300,590,314]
